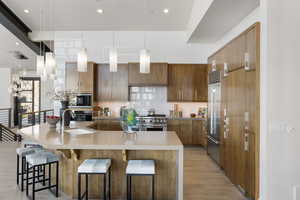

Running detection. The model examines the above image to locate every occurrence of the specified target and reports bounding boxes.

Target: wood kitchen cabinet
[95,64,129,101]
[167,64,208,102]
[65,62,95,93]
[92,119,122,131]
[128,63,168,86]
[208,23,260,200]
[167,119,206,146]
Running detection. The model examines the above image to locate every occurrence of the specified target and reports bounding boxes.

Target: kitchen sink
[64,128,95,135]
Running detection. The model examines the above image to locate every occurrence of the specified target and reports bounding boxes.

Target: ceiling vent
[9,51,29,60]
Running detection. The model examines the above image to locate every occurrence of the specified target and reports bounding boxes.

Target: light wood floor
[0,144,245,200]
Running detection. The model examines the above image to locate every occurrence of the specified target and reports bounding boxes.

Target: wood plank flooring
[0,144,245,200]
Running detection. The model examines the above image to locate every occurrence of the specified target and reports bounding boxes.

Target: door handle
[208,136,219,144]
[244,132,249,151]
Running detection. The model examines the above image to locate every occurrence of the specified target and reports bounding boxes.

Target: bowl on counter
[46,116,60,128]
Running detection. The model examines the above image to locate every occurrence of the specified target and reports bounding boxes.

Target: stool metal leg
[21,157,25,191]
[152,175,155,200]
[16,154,19,185]
[26,162,29,196]
[32,166,36,200]
[104,173,106,200]
[48,162,51,188]
[86,174,88,200]
[109,169,111,200]
[56,161,59,197]
[78,174,81,200]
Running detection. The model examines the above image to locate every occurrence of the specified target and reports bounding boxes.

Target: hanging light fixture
[109,32,118,72]
[140,32,150,73]
[77,47,88,72]
[36,8,45,76]
[45,52,56,74]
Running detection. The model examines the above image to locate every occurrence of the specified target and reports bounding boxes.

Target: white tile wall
[98,87,207,117]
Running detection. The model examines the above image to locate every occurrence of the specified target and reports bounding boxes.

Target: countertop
[18,122,183,150]
[93,116,206,121]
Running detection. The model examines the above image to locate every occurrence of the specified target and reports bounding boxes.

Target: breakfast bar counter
[18,122,184,200]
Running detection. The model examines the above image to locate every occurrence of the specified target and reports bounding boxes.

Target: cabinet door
[65,63,79,92]
[181,65,194,102]
[167,65,183,101]
[78,63,94,93]
[167,119,182,142]
[191,120,203,145]
[128,63,168,86]
[245,26,258,71]
[111,64,129,101]
[180,120,193,144]
[193,65,208,102]
[96,64,113,101]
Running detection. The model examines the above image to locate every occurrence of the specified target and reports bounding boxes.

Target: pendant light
[140,32,150,73]
[109,32,118,72]
[36,7,45,76]
[77,33,87,72]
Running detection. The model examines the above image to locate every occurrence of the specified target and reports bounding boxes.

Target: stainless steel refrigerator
[207,70,221,165]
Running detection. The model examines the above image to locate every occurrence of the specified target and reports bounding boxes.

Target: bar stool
[25,151,59,200]
[78,159,112,200]
[22,140,43,148]
[126,160,156,200]
[16,147,43,191]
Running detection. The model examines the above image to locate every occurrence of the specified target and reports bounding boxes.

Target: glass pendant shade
[36,55,45,75]
[140,49,150,73]
[77,48,88,72]
[109,48,118,72]
[45,52,56,75]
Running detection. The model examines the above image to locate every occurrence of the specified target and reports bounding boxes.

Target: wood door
[128,63,168,86]
[245,26,258,71]
[65,63,79,92]
[226,69,246,186]
[193,64,208,102]
[180,120,193,144]
[191,120,203,145]
[167,119,182,142]
[230,35,246,72]
[111,64,129,101]
[96,64,113,101]
[78,62,94,93]
[181,65,194,102]
[167,64,183,101]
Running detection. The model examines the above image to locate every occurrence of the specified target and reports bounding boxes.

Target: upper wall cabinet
[95,64,129,102]
[167,64,208,102]
[128,63,168,86]
[65,62,95,93]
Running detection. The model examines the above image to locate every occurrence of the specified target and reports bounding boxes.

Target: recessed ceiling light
[97,9,103,14]
[24,9,30,13]
[16,42,20,46]
[163,8,169,14]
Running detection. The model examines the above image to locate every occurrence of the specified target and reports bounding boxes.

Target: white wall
[262,0,300,199]
[0,68,11,108]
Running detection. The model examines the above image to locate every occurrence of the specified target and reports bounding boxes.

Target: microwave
[71,93,92,107]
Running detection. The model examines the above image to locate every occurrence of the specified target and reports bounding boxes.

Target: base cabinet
[167,119,206,146]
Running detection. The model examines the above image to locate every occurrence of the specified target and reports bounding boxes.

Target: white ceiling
[188,0,260,43]
[3,0,195,31]
[0,24,35,69]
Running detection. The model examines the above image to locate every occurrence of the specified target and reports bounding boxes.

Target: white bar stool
[126,160,156,200]
[25,151,59,200]
[16,147,43,191]
[78,159,112,200]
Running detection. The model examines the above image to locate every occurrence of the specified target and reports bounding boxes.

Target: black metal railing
[0,108,12,128]
[0,123,22,143]
[18,109,54,129]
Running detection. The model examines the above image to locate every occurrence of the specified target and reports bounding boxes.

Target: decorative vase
[60,100,71,126]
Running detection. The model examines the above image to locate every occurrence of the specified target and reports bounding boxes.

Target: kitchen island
[18,122,183,200]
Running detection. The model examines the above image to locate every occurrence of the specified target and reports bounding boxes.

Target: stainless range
[137,115,167,131]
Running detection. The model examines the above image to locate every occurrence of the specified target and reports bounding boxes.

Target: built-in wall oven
[207,70,221,165]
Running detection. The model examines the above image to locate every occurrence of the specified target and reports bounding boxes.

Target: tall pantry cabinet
[208,23,260,200]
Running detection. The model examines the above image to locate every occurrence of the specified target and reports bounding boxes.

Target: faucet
[61,108,75,133]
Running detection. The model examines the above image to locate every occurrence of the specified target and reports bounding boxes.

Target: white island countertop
[18,122,183,150]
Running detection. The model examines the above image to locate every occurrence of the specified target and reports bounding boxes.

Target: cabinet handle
[244,132,249,151]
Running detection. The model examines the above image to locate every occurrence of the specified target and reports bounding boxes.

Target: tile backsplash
[97,87,207,117]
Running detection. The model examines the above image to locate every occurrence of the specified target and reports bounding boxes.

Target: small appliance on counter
[69,93,92,108]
